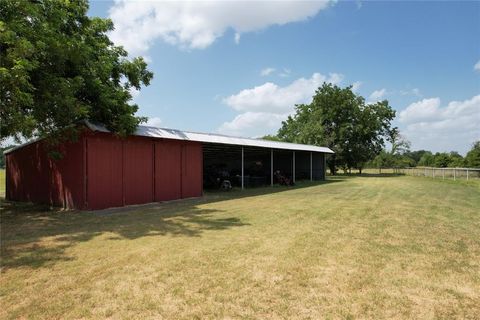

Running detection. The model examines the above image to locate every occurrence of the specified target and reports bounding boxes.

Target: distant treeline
[367,143,480,169]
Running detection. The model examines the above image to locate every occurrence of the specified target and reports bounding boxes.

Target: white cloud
[223,72,343,114]
[218,112,288,137]
[260,67,276,76]
[399,95,480,154]
[351,81,362,92]
[369,88,387,101]
[474,60,480,72]
[108,1,334,55]
[145,117,162,128]
[400,87,422,97]
[219,72,343,136]
[399,98,441,123]
[234,32,241,44]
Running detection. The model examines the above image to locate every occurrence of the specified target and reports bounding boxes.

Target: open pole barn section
[4,122,334,210]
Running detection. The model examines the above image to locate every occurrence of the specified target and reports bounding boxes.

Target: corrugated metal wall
[86,134,124,209]
[6,132,203,210]
[85,133,203,209]
[124,137,154,205]
[154,140,182,201]
[181,143,203,198]
[5,138,85,209]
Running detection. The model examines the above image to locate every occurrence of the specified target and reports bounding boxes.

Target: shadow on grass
[0,179,340,270]
[0,201,245,270]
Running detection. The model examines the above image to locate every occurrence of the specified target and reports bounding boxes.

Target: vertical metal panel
[5,136,85,209]
[87,135,123,209]
[155,140,182,201]
[181,142,203,198]
[123,137,154,205]
[51,137,86,209]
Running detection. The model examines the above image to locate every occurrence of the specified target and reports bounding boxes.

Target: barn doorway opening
[202,143,323,190]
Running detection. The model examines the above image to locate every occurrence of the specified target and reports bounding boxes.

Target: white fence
[398,167,480,181]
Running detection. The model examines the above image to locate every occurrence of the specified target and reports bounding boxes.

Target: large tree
[277,83,396,173]
[388,128,411,155]
[465,141,480,168]
[0,0,153,144]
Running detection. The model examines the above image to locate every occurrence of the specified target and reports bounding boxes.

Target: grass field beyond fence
[1,175,479,319]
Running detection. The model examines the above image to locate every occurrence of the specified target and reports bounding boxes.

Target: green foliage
[433,152,452,168]
[403,150,430,164]
[418,152,435,167]
[0,0,153,144]
[465,141,480,168]
[415,151,466,168]
[447,151,464,167]
[0,145,15,168]
[388,128,411,155]
[371,151,395,169]
[261,135,282,142]
[277,83,396,173]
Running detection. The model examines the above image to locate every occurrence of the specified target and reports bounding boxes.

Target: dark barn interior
[202,143,325,190]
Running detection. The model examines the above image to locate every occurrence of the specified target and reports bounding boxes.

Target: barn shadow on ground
[0,200,244,270]
[0,179,342,270]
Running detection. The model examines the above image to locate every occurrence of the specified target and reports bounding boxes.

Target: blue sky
[88,0,480,154]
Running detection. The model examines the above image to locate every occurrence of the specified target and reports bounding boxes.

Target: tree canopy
[465,141,480,168]
[277,83,396,173]
[0,0,153,143]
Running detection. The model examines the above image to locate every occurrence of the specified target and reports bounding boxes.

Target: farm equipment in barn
[274,170,294,186]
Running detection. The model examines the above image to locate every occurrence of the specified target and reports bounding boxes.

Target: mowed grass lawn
[1,175,479,319]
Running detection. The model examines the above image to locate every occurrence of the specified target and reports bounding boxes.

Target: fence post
[424,167,427,177]
[454,168,456,181]
[467,169,469,181]
[442,168,445,180]
[433,168,435,179]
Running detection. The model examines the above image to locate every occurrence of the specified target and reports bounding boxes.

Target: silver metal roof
[4,122,334,155]
[85,122,334,154]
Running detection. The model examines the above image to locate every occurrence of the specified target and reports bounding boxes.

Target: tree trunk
[359,168,362,174]
[328,156,336,175]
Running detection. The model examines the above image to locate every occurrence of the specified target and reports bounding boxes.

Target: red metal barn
[5,128,202,210]
[5,122,333,210]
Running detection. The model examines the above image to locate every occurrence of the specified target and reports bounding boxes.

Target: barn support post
[241,146,244,190]
[271,149,274,187]
[292,151,295,183]
[310,152,313,181]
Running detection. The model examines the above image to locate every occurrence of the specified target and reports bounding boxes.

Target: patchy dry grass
[1,176,479,319]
